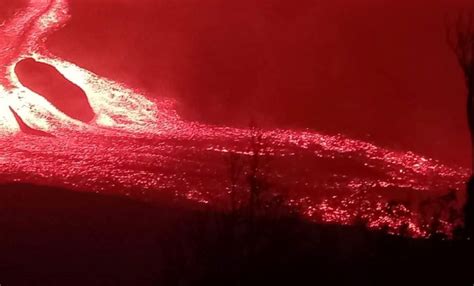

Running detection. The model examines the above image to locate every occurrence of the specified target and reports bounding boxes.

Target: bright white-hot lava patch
[0,0,470,237]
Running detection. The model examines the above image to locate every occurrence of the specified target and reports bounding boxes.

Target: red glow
[0,0,469,237]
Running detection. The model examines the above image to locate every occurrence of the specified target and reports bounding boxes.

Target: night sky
[32,0,474,167]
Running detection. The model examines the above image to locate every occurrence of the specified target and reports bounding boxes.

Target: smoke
[44,0,474,166]
[0,0,27,24]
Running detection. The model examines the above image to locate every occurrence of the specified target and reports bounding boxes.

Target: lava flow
[0,0,470,237]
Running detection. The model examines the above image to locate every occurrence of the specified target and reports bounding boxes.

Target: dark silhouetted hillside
[0,183,472,285]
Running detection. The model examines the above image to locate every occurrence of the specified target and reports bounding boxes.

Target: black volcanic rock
[14,58,95,122]
[9,106,54,137]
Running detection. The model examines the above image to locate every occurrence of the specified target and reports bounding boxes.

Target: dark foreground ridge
[0,183,472,286]
[14,58,95,123]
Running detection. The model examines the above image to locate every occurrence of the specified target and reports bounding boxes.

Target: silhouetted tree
[225,123,271,218]
[447,12,474,237]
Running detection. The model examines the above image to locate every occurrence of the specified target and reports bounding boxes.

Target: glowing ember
[0,0,469,237]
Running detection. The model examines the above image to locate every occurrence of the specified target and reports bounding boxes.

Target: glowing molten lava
[0,0,469,237]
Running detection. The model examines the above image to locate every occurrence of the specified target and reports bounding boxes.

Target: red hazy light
[0,0,468,237]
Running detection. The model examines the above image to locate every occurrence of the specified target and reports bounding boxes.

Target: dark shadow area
[14,58,95,123]
[0,184,174,285]
[0,183,472,285]
[9,106,54,137]
[466,176,474,237]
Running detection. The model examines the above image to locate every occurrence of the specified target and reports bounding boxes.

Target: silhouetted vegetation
[466,177,474,238]
[1,183,473,285]
[0,126,470,285]
[224,124,293,219]
[447,12,474,168]
[154,128,473,285]
[447,11,474,238]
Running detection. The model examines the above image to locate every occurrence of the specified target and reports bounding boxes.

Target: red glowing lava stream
[0,0,470,237]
